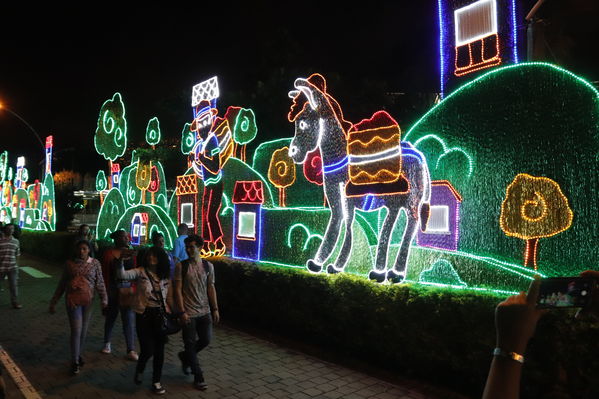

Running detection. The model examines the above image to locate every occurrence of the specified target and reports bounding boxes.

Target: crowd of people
[45,223,219,395]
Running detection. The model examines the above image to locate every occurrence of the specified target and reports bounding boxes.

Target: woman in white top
[116,246,173,395]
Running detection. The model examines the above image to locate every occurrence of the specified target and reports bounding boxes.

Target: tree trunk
[241,145,246,163]
[278,188,286,207]
[108,160,113,189]
[524,238,539,270]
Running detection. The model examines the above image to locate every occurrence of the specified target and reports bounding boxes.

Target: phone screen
[537,277,594,308]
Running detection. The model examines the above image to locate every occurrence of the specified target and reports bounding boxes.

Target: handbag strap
[143,268,168,314]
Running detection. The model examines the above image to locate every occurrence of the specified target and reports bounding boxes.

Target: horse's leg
[306,202,343,273]
[368,204,400,283]
[387,209,419,283]
[327,203,355,274]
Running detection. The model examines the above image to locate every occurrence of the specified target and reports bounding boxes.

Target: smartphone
[537,277,595,308]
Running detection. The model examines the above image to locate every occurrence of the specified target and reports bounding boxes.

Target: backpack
[66,260,93,309]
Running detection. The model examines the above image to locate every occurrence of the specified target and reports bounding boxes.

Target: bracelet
[212,308,218,311]
[493,348,524,364]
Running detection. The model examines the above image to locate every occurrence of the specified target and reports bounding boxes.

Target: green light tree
[180,122,195,155]
[226,107,257,163]
[0,151,7,182]
[94,93,128,188]
[146,117,161,148]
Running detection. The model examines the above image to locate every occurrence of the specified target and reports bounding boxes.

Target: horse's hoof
[386,269,405,284]
[327,264,343,274]
[306,260,323,273]
[368,270,387,283]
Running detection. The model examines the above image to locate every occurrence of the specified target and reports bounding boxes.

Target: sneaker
[151,382,166,395]
[127,350,139,361]
[193,377,208,391]
[134,371,143,385]
[101,343,111,354]
[71,363,80,375]
[177,351,191,375]
[12,303,22,309]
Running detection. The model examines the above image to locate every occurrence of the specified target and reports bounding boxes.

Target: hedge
[213,258,599,399]
[19,231,76,262]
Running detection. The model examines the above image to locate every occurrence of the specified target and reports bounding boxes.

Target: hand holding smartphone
[537,277,595,309]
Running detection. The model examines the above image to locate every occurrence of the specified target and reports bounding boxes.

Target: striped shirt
[0,237,20,273]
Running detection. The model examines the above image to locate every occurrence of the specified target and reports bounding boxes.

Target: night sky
[1,1,597,181]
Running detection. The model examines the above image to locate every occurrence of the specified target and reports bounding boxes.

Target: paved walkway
[0,254,471,399]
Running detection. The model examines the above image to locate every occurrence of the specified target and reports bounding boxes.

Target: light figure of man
[190,78,230,257]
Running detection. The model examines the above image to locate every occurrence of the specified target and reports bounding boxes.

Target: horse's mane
[288,73,352,135]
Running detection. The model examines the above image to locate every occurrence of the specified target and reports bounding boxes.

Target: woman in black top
[116,246,173,395]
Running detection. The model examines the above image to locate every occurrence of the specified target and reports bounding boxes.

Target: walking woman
[101,230,138,360]
[49,240,108,375]
[116,246,174,395]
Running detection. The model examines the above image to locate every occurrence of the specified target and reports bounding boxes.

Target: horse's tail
[401,141,431,229]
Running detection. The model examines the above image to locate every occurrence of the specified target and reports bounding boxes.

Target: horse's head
[287,77,329,164]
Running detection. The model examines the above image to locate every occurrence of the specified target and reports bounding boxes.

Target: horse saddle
[345,175,409,198]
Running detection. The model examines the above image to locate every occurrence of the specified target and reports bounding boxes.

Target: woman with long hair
[49,240,108,375]
[101,229,138,360]
[116,246,174,395]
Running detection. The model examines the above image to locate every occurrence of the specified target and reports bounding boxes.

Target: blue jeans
[66,303,94,364]
[0,269,18,304]
[103,291,136,352]
[182,314,212,377]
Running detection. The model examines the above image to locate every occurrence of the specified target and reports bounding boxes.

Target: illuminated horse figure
[287,74,430,283]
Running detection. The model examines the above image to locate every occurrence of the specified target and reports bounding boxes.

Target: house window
[238,212,256,239]
[140,225,147,237]
[454,0,497,47]
[181,203,194,227]
[426,205,450,234]
[133,224,140,237]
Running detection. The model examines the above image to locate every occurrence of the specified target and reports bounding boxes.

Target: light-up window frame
[181,203,194,227]
[454,0,498,47]
[425,205,450,234]
[237,211,257,240]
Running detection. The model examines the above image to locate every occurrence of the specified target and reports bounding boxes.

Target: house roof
[176,174,198,195]
[233,181,264,204]
[432,180,462,202]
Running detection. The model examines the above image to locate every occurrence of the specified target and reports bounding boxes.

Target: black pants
[201,181,224,243]
[181,313,212,377]
[136,308,166,384]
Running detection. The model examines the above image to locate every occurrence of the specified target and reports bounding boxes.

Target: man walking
[0,224,22,309]
[174,234,219,390]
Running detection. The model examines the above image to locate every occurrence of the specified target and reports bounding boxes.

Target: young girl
[116,246,174,395]
[49,240,108,375]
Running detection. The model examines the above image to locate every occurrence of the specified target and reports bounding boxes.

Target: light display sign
[85,62,598,296]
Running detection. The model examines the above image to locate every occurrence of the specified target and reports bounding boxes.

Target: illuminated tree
[96,170,107,191]
[223,106,257,163]
[500,174,573,269]
[146,117,161,147]
[268,147,296,207]
[94,93,128,188]
[136,161,152,204]
[0,151,7,182]
[180,122,195,155]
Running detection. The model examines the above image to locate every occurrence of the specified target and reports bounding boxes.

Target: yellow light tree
[268,147,296,207]
[500,173,573,270]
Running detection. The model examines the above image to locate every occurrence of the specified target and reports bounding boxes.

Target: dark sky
[1,1,597,180]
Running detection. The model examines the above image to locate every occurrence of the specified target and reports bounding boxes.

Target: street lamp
[0,101,45,150]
